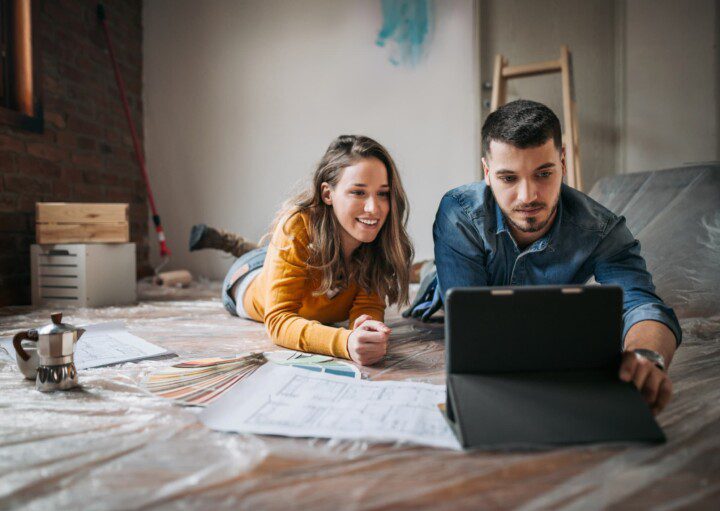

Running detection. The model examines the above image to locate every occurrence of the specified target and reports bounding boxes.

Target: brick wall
[0,0,150,306]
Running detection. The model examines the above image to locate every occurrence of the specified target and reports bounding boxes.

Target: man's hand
[348,315,391,366]
[619,351,672,415]
[622,320,677,415]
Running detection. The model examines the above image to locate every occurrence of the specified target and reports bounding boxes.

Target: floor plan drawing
[200,363,460,449]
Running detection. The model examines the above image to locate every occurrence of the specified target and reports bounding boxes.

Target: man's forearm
[624,320,677,367]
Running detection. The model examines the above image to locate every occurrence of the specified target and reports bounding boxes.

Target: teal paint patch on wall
[376,0,433,67]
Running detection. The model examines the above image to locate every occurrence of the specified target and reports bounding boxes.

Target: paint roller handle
[154,270,193,287]
[152,214,172,258]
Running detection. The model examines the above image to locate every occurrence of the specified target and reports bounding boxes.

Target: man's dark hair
[481,100,562,157]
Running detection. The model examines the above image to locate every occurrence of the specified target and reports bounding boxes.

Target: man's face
[483,139,565,243]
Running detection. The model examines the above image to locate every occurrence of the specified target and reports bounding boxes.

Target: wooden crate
[36,202,129,244]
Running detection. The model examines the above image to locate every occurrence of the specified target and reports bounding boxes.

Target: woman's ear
[321,182,333,206]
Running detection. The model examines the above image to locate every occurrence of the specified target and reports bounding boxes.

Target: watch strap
[633,348,666,371]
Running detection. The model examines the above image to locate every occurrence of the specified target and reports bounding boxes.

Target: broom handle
[97,3,170,258]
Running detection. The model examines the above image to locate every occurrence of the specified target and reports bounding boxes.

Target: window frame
[0,0,43,133]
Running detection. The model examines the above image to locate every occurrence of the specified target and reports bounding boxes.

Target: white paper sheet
[0,321,170,369]
[199,363,460,449]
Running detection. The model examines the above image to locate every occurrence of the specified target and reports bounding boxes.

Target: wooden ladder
[490,45,582,191]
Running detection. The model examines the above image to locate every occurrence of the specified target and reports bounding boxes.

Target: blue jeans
[221,246,268,316]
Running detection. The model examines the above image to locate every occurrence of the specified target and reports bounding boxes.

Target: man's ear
[320,182,333,206]
[561,146,567,178]
[482,157,491,186]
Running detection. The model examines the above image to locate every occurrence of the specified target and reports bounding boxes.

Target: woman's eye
[378,191,390,198]
[350,190,365,196]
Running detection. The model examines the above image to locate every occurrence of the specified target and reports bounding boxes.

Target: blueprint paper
[0,321,169,369]
[264,349,360,379]
[199,363,460,449]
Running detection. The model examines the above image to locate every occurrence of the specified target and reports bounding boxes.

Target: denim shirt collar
[493,197,563,253]
[494,202,507,235]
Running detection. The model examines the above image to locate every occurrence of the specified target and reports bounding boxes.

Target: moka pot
[12,312,85,391]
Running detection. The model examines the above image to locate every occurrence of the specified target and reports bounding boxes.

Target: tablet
[443,285,665,449]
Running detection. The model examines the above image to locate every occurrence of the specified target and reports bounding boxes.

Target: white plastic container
[31,243,137,307]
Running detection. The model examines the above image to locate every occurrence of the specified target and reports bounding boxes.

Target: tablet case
[444,286,665,449]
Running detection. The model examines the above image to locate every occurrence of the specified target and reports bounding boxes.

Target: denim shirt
[433,181,682,345]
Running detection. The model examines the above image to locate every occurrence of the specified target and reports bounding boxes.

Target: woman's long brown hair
[268,135,414,305]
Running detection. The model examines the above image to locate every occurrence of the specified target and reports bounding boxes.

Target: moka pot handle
[13,330,39,361]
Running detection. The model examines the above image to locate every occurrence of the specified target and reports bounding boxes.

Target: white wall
[622,0,719,173]
[143,0,479,278]
[478,0,719,183]
[479,0,619,191]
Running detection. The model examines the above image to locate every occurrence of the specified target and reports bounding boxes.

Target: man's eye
[499,176,516,183]
[538,172,552,178]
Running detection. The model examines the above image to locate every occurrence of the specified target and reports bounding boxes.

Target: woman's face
[321,157,391,256]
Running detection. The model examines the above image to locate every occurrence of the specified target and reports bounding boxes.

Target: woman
[191,135,413,366]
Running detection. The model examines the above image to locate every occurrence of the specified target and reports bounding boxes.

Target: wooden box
[36,202,129,244]
[31,243,137,307]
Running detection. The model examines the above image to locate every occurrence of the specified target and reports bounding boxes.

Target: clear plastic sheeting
[1,164,719,509]
[589,163,720,319]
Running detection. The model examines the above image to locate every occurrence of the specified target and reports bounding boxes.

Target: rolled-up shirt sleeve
[593,216,682,346]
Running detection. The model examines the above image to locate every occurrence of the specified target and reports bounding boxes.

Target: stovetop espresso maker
[13,313,85,391]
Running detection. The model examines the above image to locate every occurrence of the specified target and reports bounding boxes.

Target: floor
[1,280,719,510]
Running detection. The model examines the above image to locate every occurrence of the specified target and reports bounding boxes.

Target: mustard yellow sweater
[242,213,385,359]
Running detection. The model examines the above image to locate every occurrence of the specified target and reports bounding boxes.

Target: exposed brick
[16,155,62,179]
[66,115,104,137]
[0,193,17,212]
[45,111,67,129]
[0,0,145,304]
[4,174,46,195]
[108,163,135,180]
[83,169,118,186]
[0,135,25,153]
[17,195,38,213]
[78,137,96,151]
[0,252,30,281]
[60,166,83,181]
[0,282,30,307]
[71,152,103,171]
[27,143,68,162]
[16,234,33,253]
[0,212,29,232]
[43,75,62,94]
[105,187,133,202]
[51,180,73,197]
[73,182,106,200]
[55,131,78,148]
[0,234,17,251]
[0,151,15,173]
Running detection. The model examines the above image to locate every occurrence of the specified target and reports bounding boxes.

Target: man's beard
[495,190,561,234]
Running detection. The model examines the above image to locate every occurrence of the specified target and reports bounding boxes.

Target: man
[408,99,681,414]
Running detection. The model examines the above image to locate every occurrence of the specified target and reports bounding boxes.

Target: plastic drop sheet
[1,164,719,509]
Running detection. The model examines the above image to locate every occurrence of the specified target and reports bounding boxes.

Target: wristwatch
[633,349,666,371]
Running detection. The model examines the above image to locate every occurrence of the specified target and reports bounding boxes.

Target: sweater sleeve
[262,218,352,359]
[348,288,386,329]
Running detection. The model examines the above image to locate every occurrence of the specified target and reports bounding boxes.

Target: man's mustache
[513,202,546,212]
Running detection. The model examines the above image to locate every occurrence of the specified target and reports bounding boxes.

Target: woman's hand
[347,315,391,366]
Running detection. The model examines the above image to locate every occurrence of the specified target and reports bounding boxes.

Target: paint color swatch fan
[143,354,265,407]
[144,350,359,407]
